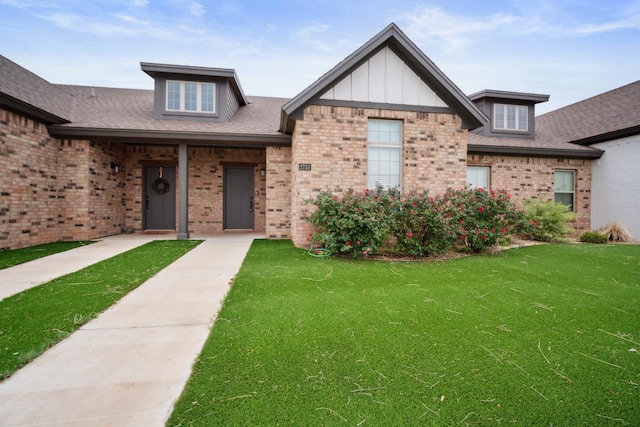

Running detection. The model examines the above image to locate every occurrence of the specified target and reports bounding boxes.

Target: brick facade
[467,154,592,234]
[265,146,292,239]
[0,106,596,251]
[289,105,468,247]
[0,108,132,249]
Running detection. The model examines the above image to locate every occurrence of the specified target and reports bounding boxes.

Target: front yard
[169,240,640,425]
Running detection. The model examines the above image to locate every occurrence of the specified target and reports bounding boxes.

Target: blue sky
[1,0,638,114]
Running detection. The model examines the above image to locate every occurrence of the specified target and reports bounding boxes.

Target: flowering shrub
[307,187,396,257]
[392,193,458,256]
[446,188,527,253]
[308,187,528,257]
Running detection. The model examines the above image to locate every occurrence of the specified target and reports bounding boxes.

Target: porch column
[177,143,189,240]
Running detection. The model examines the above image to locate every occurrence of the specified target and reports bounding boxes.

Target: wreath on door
[151,177,170,195]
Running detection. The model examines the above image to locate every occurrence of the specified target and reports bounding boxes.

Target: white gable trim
[319,47,447,108]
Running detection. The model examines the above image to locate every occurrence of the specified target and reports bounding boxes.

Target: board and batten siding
[590,134,640,241]
[319,46,447,108]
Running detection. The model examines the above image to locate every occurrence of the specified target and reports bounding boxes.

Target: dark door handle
[250,196,253,212]
[145,196,149,210]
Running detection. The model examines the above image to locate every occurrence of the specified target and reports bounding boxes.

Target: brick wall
[289,105,468,247]
[266,146,292,238]
[0,108,128,249]
[467,154,592,234]
[124,145,266,234]
[1,108,62,249]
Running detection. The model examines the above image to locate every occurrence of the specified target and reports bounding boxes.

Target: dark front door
[224,167,254,230]
[145,166,176,230]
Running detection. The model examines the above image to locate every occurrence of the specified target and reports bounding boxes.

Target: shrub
[447,188,527,253]
[521,199,575,242]
[600,221,633,242]
[308,187,529,257]
[307,187,396,257]
[579,231,608,244]
[391,193,458,256]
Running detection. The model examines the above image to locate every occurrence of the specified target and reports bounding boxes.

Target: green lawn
[0,241,95,269]
[168,240,640,426]
[0,240,201,379]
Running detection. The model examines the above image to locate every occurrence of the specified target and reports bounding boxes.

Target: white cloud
[401,7,527,50]
[294,23,334,52]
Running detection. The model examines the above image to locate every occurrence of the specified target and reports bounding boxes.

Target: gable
[280,23,487,133]
[319,47,447,108]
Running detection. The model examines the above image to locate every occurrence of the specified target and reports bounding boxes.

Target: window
[554,170,575,211]
[494,104,528,131]
[467,166,490,190]
[367,119,401,189]
[166,81,216,113]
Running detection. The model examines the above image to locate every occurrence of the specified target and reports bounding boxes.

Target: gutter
[468,144,604,159]
[47,127,292,147]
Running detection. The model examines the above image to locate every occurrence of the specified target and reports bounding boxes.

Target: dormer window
[166,81,216,114]
[493,104,528,131]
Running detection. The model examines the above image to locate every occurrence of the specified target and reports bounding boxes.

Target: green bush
[579,231,608,244]
[447,188,528,253]
[308,187,528,257]
[391,192,458,256]
[522,199,575,242]
[307,187,396,257]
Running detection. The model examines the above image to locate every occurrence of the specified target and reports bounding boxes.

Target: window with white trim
[166,81,216,113]
[494,103,528,131]
[467,166,490,190]
[367,119,401,189]
[554,170,575,211]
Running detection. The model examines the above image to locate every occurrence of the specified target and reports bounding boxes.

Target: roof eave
[0,94,70,124]
[468,144,604,159]
[140,62,249,106]
[47,126,291,147]
[569,124,640,146]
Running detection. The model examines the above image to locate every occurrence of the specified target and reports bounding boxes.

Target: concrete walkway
[0,233,259,426]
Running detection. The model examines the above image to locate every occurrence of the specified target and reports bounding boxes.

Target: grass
[0,241,95,269]
[168,240,640,426]
[0,240,202,380]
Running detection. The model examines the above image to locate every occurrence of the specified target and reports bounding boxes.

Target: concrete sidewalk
[0,233,259,426]
[0,234,161,301]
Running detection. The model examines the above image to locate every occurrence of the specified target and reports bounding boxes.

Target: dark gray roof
[281,23,488,133]
[48,85,290,147]
[469,89,549,104]
[0,55,72,123]
[141,62,248,106]
[468,80,640,158]
[536,80,640,145]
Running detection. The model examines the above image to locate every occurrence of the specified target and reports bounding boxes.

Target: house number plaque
[298,163,312,171]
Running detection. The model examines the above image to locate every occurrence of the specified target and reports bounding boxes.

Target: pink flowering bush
[392,193,458,256]
[446,188,527,253]
[307,187,396,257]
[308,187,528,257]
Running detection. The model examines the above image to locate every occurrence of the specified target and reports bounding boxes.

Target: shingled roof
[0,55,72,123]
[47,84,290,147]
[468,80,640,159]
[536,80,640,146]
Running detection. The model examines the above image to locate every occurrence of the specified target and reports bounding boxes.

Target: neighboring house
[0,23,632,251]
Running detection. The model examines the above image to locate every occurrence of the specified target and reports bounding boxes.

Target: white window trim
[554,169,575,211]
[166,80,216,114]
[493,103,528,132]
[467,166,490,190]
[367,119,402,190]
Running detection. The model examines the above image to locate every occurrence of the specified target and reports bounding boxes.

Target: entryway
[145,166,176,230]
[224,167,254,230]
